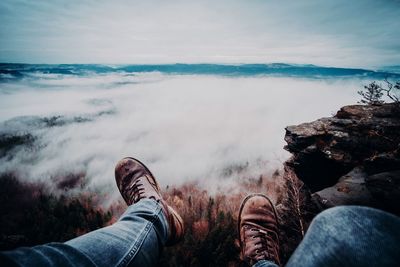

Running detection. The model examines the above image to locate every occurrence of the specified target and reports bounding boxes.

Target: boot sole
[165,205,185,246]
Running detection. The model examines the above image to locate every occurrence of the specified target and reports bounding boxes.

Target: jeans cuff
[252,259,279,267]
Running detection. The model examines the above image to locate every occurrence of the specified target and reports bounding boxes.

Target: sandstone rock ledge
[284,103,400,215]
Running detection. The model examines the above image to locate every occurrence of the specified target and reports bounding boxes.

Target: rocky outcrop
[284,103,400,215]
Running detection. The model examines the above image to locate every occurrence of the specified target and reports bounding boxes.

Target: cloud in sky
[0,0,399,67]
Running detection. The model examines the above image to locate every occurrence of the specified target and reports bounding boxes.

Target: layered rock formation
[284,103,400,215]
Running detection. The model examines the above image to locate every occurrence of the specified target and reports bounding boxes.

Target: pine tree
[358,81,384,105]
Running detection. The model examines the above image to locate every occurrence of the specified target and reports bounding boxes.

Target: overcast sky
[0,0,399,67]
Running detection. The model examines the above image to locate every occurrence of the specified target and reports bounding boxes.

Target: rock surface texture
[284,103,400,215]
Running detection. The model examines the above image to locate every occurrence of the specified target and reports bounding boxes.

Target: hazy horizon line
[1,61,400,71]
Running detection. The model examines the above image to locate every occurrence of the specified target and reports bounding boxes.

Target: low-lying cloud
[0,73,363,198]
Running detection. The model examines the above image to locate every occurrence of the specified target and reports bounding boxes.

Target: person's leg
[0,199,168,267]
[286,206,400,267]
[66,198,169,267]
[241,201,400,267]
[1,157,184,267]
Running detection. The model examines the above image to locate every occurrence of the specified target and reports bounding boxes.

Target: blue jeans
[257,206,400,267]
[1,202,400,267]
[0,199,168,267]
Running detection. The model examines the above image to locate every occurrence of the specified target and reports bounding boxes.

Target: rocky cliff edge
[284,103,400,215]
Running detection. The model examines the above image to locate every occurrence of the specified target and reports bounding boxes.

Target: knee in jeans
[311,206,358,227]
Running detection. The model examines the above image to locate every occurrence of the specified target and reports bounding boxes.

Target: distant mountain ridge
[1,63,400,81]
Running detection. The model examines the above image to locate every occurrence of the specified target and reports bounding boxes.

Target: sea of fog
[0,64,392,197]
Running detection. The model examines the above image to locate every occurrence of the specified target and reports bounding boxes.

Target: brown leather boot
[115,157,184,246]
[238,193,281,266]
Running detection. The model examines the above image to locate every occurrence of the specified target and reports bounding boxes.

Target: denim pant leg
[66,199,168,267]
[252,206,400,267]
[0,199,168,267]
[252,260,278,267]
[285,206,400,267]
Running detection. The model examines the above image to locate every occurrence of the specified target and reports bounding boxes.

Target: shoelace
[120,173,148,204]
[246,226,277,262]
[127,178,146,203]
